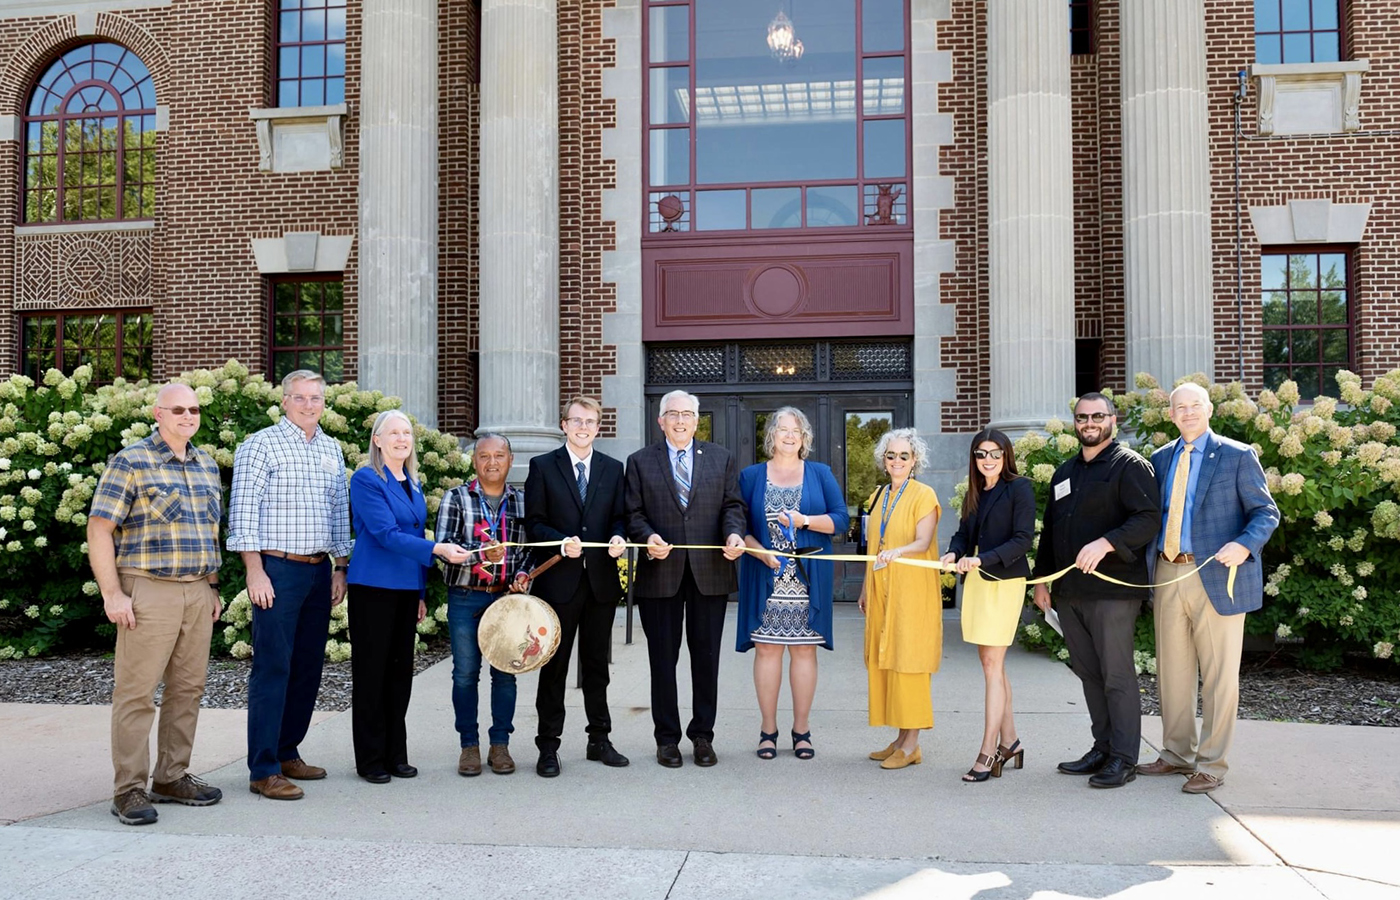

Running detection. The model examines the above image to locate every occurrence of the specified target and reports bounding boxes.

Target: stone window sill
[1249,60,1369,136]
[249,104,349,173]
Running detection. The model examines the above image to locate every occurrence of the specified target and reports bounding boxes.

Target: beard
[1076,426,1112,448]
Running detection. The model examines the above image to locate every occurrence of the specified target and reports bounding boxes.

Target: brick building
[0,0,1394,543]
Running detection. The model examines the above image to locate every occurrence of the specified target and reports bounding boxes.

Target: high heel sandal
[791,730,814,760]
[962,752,1000,783]
[756,731,778,760]
[997,739,1025,771]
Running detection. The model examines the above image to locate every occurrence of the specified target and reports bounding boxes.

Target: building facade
[1,0,1395,564]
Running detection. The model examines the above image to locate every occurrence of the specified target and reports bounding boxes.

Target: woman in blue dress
[738,407,849,760]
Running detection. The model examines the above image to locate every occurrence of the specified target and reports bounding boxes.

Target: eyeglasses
[972,449,1003,460]
[773,427,803,437]
[286,394,325,406]
[564,417,599,429]
[157,405,200,416]
[884,451,913,461]
[662,410,698,422]
[1074,412,1111,424]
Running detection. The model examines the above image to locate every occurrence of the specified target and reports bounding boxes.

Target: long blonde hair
[366,410,419,482]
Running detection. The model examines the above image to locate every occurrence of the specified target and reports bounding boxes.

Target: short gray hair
[873,427,930,476]
[657,390,699,415]
[365,410,418,481]
[762,406,814,460]
[281,369,326,393]
[473,431,512,454]
[1169,382,1212,408]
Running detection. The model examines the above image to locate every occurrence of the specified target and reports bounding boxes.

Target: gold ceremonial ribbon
[467,539,1238,599]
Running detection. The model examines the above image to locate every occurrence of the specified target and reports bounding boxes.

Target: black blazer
[624,440,747,598]
[946,476,1035,580]
[524,447,627,606]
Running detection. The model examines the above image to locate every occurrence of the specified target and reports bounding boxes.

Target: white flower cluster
[1132,650,1157,676]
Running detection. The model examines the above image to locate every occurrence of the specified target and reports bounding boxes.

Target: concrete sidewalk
[0,606,1396,899]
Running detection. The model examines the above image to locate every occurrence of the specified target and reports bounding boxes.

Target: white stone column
[358,0,439,425]
[1121,0,1214,384]
[477,0,562,474]
[986,0,1075,431]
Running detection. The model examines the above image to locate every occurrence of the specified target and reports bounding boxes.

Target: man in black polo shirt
[1033,392,1160,788]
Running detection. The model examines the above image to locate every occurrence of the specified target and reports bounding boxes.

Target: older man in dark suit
[524,396,630,778]
[625,389,747,768]
[1139,383,1278,794]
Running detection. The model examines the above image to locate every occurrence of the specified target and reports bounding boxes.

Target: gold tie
[1162,442,1194,560]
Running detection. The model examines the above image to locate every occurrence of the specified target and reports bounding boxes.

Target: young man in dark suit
[524,396,630,777]
[625,389,747,768]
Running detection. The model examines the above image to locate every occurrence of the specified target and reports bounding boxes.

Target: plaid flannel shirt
[434,479,534,588]
[88,433,223,578]
[226,417,353,558]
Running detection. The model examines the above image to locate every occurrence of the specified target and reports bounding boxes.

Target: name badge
[1053,479,1071,501]
[872,559,887,571]
[321,454,340,475]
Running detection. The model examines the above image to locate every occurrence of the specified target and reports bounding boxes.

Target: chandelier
[766,9,804,63]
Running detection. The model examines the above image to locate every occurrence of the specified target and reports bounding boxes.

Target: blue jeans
[247,555,332,781]
[448,588,516,747]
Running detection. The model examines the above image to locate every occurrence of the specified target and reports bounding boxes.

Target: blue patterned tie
[576,461,588,503]
[675,448,691,508]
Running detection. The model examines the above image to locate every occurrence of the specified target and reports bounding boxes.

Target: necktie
[576,461,588,503]
[675,448,691,508]
[1162,442,1194,560]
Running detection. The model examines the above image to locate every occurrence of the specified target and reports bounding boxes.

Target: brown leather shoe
[488,743,515,775]
[280,758,327,780]
[1182,772,1223,794]
[1137,758,1194,776]
[458,746,482,777]
[249,774,305,800]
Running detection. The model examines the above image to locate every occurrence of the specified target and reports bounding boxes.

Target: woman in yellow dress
[860,428,942,770]
[941,429,1035,782]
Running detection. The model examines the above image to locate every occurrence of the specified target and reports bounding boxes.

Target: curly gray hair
[761,406,814,459]
[873,427,930,476]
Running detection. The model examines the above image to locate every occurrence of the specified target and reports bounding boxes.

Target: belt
[468,583,512,594]
[1160,552,1195,564]
[261,550,328,565]
[117,567,213,583]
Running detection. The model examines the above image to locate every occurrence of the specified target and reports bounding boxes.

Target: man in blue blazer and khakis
[1139,383,1279,794]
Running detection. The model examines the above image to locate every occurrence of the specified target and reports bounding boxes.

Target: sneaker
[150,773,223,806]
[488,743,515,775]
[110,788,157,825]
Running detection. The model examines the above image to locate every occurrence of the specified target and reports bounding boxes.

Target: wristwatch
[333,564,348,572]
[801,513,810,528]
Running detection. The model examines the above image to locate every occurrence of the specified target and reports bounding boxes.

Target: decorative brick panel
[14,229,154,309]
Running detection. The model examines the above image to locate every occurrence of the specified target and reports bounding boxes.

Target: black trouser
[638,566,727,746]
[1060,595,1142,763]
[348,586,419,774]
[535,578,618,752]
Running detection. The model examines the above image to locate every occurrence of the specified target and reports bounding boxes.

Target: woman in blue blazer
[347,410,469,783]
[941,428,1035,783]
[738,407,850,761]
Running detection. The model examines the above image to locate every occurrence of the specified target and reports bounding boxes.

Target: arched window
[22,43,157,224]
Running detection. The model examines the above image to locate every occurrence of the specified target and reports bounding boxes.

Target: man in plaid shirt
[88,383,225,825]
[435,433,533,776]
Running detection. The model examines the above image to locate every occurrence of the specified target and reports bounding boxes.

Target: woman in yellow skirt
[941,429,1035,782]
[860,428,942,770]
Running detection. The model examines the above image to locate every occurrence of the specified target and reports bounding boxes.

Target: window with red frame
[276,0,347,107]
[22,43,156,224]
[269,277,344,383]
[1255,0,1342,64]
[20,310,153,385]
[1261,249,1351,399]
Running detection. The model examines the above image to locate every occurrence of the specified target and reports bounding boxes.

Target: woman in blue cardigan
[347,410,469,783]
[738,407,849,760]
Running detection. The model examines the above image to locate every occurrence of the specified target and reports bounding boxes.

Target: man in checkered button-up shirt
[227,369,352,801]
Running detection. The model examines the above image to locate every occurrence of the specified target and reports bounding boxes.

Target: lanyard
[877,479,910,550]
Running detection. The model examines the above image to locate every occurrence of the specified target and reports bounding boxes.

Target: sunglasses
[1074,412,1111,424]
[973,449,1003,460]
[884,451,913,461]
[157,405,201,416]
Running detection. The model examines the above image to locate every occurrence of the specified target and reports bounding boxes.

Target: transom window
[276,0,347,107]
[644,0,910,234]
[20,310,153,385]
[1255,0,1341,64]
[1261,249,1351,398]
[22,43,156,224]
[269,276,344,382]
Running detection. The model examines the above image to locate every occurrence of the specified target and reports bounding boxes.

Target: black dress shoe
[656,743,683,768]
[586,740,630,767]
[692,737,718,767]
[537,750,561,778]
[389,763,417,779]
[1089,756,1137,789]
[1057,748,1110,775]
[359,770,391,784]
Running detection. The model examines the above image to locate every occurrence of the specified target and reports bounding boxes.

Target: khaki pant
[112,574,216,795]
[1153,560,1246,779]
